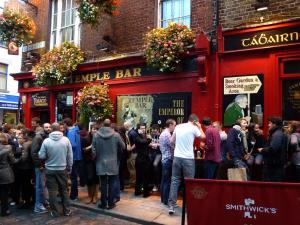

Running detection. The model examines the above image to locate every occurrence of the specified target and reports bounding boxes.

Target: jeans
[160,159,172,205]
[70,160,84,200]
[112,175,120,201]
[203,160,219,179]
[0,184,9,215]
[100,175,118,207]
[168,157,195,207]
[34,168,47,209]
[45,169,70,214]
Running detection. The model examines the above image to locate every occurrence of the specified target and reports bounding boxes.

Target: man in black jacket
[258,117,286,182]
[31,123,51,213]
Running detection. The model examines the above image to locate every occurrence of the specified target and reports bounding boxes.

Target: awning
[0,93,19,110]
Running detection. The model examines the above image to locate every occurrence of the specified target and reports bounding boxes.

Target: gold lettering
[103,72,110,80]
[290,32,299,41]
[177,117,184,124]
[96,73,102,80]
[75,75,82,83]
[81,74,90,82]
[258,34,267,45]
[133,68,142,77]
[280,33,289,42]
[275,34,280,43]
[267,35,276,44]
[242,38,251,47]
[172,100,184,108]
[115,70,124,79]
[124,69,132,78]
[90,73,97,81]
[250,35,259,46]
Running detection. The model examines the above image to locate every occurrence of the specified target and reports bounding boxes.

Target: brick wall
[5,0,50,46]
[219,0,300,30]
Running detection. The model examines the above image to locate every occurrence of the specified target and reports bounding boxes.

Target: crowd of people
[0,114,299,217]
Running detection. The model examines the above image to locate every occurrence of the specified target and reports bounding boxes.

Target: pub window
[282,79,300,121]
[283,59,300,74]
[159,0,191,28]
[0,63,8,91]
[50,0,81,49]
[56,91,73,122]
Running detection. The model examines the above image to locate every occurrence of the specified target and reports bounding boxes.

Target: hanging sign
[31,92,49,108]
[223,74,264,127]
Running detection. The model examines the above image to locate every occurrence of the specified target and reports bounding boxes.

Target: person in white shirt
[168,114,205,215]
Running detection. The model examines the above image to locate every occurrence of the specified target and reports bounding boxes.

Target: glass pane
[52,14,57,29]
[284,60,300,74]
[0,64,7,74]
[66,10,70,26]
[0,75,6,90]
[162,0,172,21]
[173,0,181,18]
[61,12,65,27]
[61,29,66,43]
[71,8,76,24]
[70,26,74,41]
[183,0,190,16]
[53,0,58,13]
[62,0,66,11]
[52,31,56,46]
[67,0,71,10]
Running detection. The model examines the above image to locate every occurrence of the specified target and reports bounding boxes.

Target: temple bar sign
[224,75,262,95]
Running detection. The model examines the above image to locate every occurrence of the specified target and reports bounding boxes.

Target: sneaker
[34,207,48,214]
[64,209,72,216]
[10,202,16,206]
[169,206,175,215]
[152,186,158,192]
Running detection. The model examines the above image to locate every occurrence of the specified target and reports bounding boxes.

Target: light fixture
[255,0,269,11]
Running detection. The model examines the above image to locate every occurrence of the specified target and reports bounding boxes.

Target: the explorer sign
[224,75,262,95]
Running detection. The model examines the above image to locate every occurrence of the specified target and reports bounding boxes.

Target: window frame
[158,0,191,28]
[0,63,8,91]
[50,0,81,49]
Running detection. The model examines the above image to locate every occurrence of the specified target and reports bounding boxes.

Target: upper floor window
[50,0,81,49]
[159,0,191,28]
[0,63,8,91]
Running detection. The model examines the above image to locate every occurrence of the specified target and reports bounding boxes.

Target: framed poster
[282,79,300,121]
[223,74,264,127]
[116,92,192,129]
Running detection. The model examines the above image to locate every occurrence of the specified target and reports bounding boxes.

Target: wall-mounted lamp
[255,0,269,12]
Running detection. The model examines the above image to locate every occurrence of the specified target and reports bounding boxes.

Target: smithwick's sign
[185,179,300,225]
[224,25,300,51]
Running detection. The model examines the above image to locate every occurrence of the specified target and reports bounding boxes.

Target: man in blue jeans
[63,118,83,201]
[159,119,176,205]
[168,114,205,215]
[31,123,51,214]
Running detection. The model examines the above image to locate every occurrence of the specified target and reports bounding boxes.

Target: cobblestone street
[0,207,139,225]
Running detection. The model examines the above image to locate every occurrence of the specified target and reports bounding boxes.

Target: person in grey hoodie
[92,119,125,210]
[39,123,73,217]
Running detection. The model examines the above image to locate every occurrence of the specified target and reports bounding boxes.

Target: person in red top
[202,117,221,179]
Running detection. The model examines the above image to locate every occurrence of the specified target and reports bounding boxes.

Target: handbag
[227,168,247,181]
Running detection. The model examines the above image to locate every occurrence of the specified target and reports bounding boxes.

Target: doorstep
[71,187,185,225]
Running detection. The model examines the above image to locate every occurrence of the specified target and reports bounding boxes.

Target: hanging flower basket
[144,22,196,72]
[77,0,121,26]
[0,9,36,47]
[76,84,114,123]
[32,42,84,86]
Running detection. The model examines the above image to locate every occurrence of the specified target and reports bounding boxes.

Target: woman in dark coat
[134,123,152,198]
[82,125,99,204]
[0,133,18,216]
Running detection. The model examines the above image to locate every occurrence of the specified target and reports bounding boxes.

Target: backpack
[66,126,82,160]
